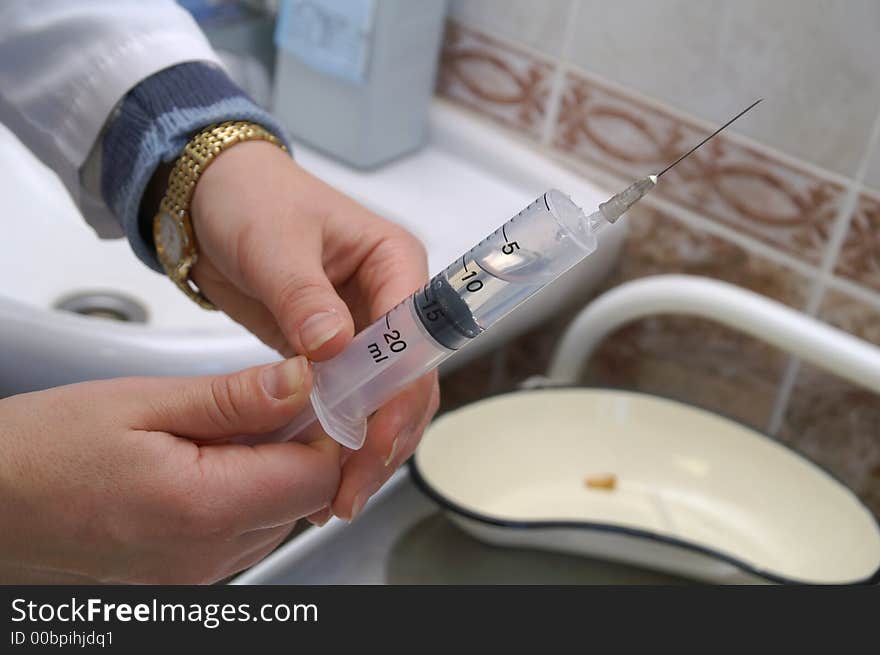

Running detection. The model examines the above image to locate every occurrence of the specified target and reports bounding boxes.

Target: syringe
[259,100,763,449]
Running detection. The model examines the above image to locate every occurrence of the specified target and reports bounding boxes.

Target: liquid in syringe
[259,189,633,449]
[255,99,763,449]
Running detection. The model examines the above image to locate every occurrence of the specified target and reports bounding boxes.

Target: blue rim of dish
[407,386,880,586]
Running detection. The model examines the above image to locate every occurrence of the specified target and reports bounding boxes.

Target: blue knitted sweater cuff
[101,62,290,272]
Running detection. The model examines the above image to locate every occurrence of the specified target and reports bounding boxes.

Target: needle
[655,98,763,178]
[597,98,764,224]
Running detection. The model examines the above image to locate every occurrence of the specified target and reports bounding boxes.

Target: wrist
[190,139,289,234]
[100,62,291,273]
[153,122,287,310]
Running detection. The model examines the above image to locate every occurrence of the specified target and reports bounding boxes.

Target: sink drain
[54,291,148,323]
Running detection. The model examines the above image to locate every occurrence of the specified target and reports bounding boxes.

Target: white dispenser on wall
[272,0,448,168]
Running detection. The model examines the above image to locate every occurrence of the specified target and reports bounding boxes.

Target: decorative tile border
[436,22,555,138]
[551,72,846,264]
[435,20,848,266]
[836,190,880,292]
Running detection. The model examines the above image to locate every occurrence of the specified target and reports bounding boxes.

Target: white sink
[0,100,625,397]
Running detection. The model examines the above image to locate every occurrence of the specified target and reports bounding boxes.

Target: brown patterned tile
[585,317,785,431]
[819,287,880,348]
[439,206,811,430]
[551,71,846,264]
[835,190,880,292]
[603,206,812,306]
[438,351,498,414]
[779,363,880,517]
[436,21,555,138]
[579,207,811,431]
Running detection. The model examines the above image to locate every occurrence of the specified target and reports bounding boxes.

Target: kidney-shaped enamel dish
[411,389,880,584]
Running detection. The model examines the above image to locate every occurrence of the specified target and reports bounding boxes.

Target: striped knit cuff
[101,62,290,272]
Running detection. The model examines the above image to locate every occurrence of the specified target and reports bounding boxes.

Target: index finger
[337,223,430,328]
[332,372,439,520]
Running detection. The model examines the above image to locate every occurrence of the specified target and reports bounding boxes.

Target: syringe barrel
[265,189,598,449]
[259,296,450,449]
[421,189,598,348]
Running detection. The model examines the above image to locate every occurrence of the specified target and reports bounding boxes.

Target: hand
[189,141,440,522]
[0,357,339,584]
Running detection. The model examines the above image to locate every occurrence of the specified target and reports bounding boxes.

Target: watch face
[157,212,184,266]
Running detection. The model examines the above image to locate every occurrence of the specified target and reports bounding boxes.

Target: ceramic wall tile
[835,190,880,293]
[431,6,880,520]
[438,210,879,510]
[810,286,880,518]
[578,206,811,430]
[439,206,812,430]
[447,0,573,58]
[819,287,880,347]
[552,70,846,264]
[779,363,880,517]
[867,141,880,192]
[438,353,498,414]
[584,316,783,431]
[436,22,555,138]
[566,0,880,179]
[599,206,812,306]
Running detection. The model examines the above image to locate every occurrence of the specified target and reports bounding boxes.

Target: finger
[190,145,354,359]
[196,435,341,530]
[394,378,440,463]
[306,506,332,527]
[332,373,439,520]
[337,227,429,326]
[192,258,294,357]
[240,222,355,361]
[141,357,313,440]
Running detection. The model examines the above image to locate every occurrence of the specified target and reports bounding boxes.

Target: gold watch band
[153,120,287,310]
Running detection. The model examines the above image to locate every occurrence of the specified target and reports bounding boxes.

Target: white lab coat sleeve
[0,0,222,234]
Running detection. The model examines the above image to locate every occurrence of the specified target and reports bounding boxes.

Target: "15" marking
[421,299,443,322]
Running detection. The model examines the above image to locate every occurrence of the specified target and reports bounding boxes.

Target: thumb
[143,357,314,441]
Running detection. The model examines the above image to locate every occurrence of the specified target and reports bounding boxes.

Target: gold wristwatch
[153,121,286,309]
